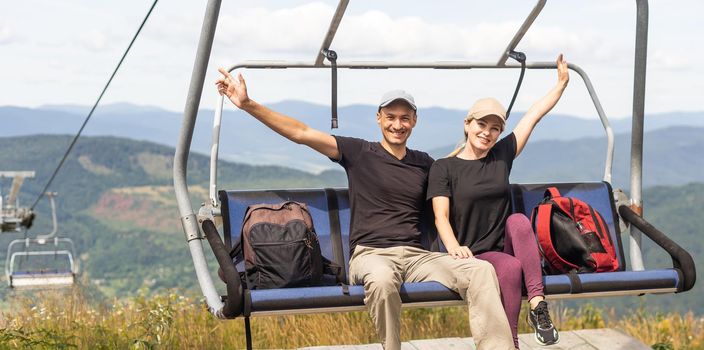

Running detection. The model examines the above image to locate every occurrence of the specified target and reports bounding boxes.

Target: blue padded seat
[247,282,466,314]
[13,270,72,275]
[219,182,684,315]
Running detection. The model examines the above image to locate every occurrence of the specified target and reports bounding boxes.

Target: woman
[426,54,569,348]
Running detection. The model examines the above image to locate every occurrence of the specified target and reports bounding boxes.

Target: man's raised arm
[216,68,340,160]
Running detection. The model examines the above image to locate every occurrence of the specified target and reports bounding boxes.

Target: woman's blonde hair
[446,116,471,158]
[446,142,465,158]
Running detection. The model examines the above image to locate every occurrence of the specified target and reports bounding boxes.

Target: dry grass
[0,288,702,349]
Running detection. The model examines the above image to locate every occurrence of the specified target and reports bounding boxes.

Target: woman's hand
[448,245,474,259]
[216,68,250,109]
[556,54,569,88]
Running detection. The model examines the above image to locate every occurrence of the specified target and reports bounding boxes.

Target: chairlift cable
[29,0,159,210]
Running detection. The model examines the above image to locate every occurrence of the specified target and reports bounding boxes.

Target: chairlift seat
[10,271,75,289]
[6,247,77,289]
[218,181,688,317]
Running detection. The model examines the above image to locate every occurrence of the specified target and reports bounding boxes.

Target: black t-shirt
[426,133,517,255]
[333,136,434,255]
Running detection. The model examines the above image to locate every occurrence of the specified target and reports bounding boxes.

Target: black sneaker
[528,301,559,345]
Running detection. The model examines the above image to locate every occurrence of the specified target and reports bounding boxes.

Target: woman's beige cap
[466,97,507,127]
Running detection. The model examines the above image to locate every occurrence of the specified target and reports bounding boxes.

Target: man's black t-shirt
[333,136,434,255]
[426,133,517,255]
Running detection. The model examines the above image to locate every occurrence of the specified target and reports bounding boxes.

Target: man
[216,68,514,350]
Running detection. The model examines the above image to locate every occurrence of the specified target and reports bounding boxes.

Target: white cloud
[79,30,109,51]
[215,2,332,54]
[0,25,13,45]
[208,2,623,65]
[147,9,201,48]
[650,50,689,71]
[2,1,701,117]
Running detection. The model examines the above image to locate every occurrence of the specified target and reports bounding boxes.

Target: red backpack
[531,187,619,274]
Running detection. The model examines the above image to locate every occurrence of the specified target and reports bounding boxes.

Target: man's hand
[216,68,249,109]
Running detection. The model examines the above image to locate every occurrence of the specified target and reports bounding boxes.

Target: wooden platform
[299,328,649,350]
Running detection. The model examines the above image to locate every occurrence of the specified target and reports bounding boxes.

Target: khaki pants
[349,245,514,350]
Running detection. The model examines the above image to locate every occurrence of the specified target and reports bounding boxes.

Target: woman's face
[464,115,503,155]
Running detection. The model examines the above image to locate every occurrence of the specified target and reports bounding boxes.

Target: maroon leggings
[476,213,544,349]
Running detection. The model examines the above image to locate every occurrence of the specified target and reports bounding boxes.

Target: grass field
[0,287,701,349]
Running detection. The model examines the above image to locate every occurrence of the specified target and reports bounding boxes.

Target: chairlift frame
[174,0,680,319]
[5,193,78,289]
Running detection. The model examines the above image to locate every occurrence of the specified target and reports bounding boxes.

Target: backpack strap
[325,188,347,283]
[230,204,261,268]
[567,270,583,293]
[229,239,243,263]
[229,205,257,265]
[535,203,579,272]
[544,187,562,199]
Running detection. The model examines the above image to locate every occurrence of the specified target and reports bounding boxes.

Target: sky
[1,0,702,121]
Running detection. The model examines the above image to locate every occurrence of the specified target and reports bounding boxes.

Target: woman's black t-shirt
[426,133,517,254]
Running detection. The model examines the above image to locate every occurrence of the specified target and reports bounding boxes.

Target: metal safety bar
[7,251,75,272]
[5,240,77,282]
[207,61,615,207]
[36,192,58,241]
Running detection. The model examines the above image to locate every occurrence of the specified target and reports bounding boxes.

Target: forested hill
[0,134,346,298]
[0,134,347,213]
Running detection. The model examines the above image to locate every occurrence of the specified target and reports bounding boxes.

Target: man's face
[376,101,417,147]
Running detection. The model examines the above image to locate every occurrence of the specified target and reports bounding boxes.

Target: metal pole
[209,96,225,206]
[568,65,614,183]
[629,0,648,271]
[497,0,546,66]
[173,0,224,313]
[314,0,350,66]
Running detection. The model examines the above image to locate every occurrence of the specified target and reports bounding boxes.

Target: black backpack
[225,201,342,289]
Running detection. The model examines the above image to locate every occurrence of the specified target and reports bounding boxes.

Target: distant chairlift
[0,171,36,233]
[5,192,78,289]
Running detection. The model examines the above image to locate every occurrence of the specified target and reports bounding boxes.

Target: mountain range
[2,102,703,177]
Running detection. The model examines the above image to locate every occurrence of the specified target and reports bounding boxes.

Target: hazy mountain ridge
[3,102,704,173]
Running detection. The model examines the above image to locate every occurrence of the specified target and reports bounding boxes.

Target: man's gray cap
[378,89,417,110]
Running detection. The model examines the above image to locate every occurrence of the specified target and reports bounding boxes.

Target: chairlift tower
[0,171,36,233]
